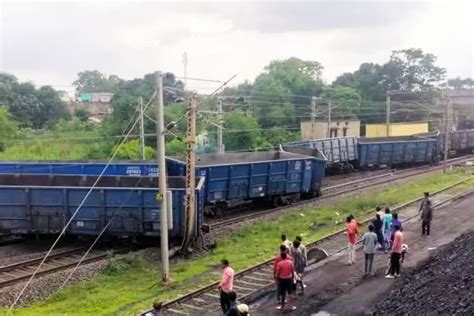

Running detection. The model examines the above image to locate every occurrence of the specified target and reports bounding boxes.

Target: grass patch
[5,169,473,315]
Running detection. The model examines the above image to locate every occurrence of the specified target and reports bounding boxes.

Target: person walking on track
[290,239,306,294]
[275,252,295,310]
[346,216,358,265]
[386,225,404,279]
[219,259,235,314]
[420,199,433,236]
[372,213,385,252]
[362,224,378,276]
[383,208,393,249]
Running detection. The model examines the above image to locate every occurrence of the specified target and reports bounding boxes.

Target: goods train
[0,174,204,238]
[1,129,473,239]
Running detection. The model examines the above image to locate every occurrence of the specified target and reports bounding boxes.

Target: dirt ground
[251,191,474,315]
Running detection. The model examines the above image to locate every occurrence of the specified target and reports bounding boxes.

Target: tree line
[0,48,472,159]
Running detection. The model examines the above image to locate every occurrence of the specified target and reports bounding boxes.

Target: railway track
[0,246,126,288]
[209,155,473,229]
[142,176,473,316]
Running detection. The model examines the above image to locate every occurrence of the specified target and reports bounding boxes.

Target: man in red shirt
[218,259,235,313]
[275,252,294,310]
[386,225,404,278]
[346,216,358,265]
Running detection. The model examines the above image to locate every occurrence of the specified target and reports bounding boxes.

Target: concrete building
[300,120,361,140]
[365,122,429,137]
[79,92,114,103]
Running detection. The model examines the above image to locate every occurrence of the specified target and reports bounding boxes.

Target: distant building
[79,92,114,103]
[300,120,361,140]
[365,122,428,137]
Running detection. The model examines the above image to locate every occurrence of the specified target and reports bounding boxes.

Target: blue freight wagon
[0,161,159,177]
[0,175,204,238]
[283,137,358,173]
[357,136,437,169]
[167,150,326,216]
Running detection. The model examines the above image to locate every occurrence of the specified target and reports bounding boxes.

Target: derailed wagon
[357,136,438,169]
[167,150,326,216]
[283,137,358,173]
[0,174,204,238]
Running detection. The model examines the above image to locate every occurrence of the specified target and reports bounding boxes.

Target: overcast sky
[0,0,473,94]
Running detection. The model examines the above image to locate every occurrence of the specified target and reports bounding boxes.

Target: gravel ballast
[373,231,473,315]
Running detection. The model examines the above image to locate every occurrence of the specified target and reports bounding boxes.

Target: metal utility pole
[443,92,450,174]
[217,97,224,154]
[155,71,169,282]
[311,96,316,139]
[139,97,146,160]
[245,96,252,117]
[327,99,332,138]
[181,94,197,253]
[386,91,391,137]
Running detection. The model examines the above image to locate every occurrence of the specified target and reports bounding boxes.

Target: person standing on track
[281,234,292,250]
[290,239,306,294]
[274,245,292,304]
[346,216,358,265]
[383,208,393,249]
[386,225,404,279]
[295,236,307,264]
[362,224,378,276]
[372,213,385,252]
[219,259,235,314]
[419,192,431,212]
[275,252,294,310]
[420,199,433,236]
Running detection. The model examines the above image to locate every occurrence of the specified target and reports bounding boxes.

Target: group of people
[348,191,434,279]
[272,234,308,311]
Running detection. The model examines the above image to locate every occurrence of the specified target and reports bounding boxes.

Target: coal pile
[373,231,473,315]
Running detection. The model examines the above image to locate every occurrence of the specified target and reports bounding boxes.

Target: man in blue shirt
[383,208,393,249]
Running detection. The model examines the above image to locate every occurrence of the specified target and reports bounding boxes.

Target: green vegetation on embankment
[6,169,473,315]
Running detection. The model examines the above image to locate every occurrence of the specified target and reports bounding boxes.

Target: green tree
[0,107,17,151]
[384,49,446,91]
[251,57,324,128]
[223,112,260,150]
[115,139,154,160]
[74,108,91,122]
[333,63,386,101]
[448,77,473,89]
[73,70,123,94]
[320,86,362,118]
[166,138,186,156]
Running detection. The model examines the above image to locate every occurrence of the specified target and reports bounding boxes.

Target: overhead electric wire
[59,177,145,290]
[7,91,157,313]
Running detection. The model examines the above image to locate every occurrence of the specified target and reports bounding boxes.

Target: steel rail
[0,247,129,288]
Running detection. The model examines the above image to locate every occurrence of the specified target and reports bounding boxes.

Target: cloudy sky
[0,0,472,93]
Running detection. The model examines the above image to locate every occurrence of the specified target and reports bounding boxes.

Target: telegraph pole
[181,94,197,253]
[311,96,316,139]
[155,71,169,282]
[217,97,224,154]
[327,99,332,138]
[386,91,391,137]
[443,92,450,174]
[139,97,146,160]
